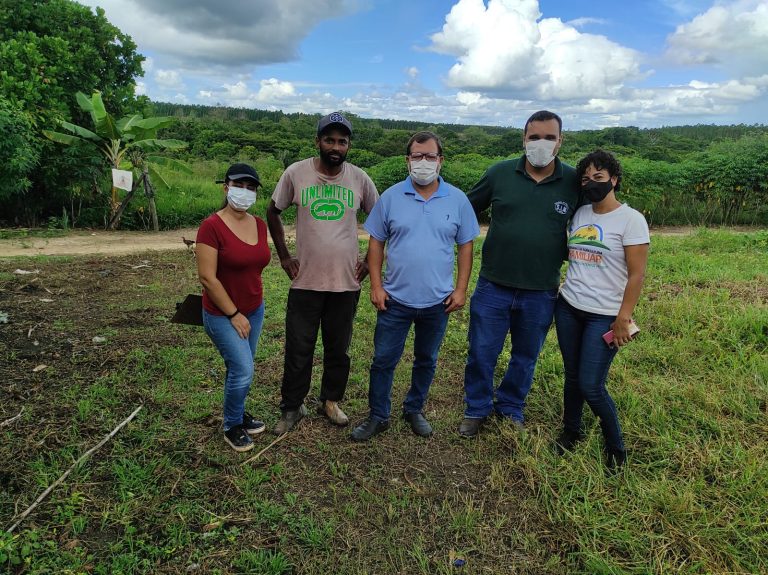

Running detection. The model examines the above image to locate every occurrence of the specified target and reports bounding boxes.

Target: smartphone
[602,320,640,346]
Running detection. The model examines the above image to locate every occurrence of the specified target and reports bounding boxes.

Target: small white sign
[112,169,133,191]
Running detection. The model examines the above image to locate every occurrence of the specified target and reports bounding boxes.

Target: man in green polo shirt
[459,110,580,438]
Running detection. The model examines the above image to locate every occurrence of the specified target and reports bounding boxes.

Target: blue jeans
[463,277,557,420]
[368,300,450,421]
[203,304,265,431]
[554,296,624,451]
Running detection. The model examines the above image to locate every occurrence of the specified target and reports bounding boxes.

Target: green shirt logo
[310,198,345,220]
[301,184,355,221]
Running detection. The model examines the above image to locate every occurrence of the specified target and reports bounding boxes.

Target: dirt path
[0,225,304,257]
[0,225,711,258]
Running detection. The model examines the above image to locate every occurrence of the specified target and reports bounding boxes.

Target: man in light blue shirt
[351,131,480,441]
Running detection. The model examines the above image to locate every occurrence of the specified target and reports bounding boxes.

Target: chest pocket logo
[554,201,569,215]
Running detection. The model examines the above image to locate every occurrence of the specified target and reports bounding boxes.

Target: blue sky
[80,0,768,129]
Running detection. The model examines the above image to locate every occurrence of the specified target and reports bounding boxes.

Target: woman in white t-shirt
[554,150,650,470]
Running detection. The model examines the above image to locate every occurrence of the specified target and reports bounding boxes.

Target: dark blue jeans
[463,277,557,421]
[368,300,450,421]
[203,304,265,431]
[554,296,624,451]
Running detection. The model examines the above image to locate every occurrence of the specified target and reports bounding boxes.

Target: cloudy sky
[79,0,768,129]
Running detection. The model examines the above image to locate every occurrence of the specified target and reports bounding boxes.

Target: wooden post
[144,167,159,232]
[108,173,140,230]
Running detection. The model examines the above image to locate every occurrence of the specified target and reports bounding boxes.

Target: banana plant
[43,91,190,230]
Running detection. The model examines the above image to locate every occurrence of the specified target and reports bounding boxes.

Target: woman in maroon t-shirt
[196,163,271,452]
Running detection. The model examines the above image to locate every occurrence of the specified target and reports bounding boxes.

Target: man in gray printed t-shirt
[267,111,379,434]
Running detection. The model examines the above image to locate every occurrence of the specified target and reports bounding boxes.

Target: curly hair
[576,149,622,193]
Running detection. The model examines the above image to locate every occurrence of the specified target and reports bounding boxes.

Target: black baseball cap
[317,111,353,137]
[216,163,261,186]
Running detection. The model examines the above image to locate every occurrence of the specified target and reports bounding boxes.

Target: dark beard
[319,149,346,167]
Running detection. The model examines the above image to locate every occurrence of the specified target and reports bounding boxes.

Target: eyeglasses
[408,152,441,162]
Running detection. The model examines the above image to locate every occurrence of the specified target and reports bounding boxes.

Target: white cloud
[456,91,490,106]
[255,78,296,101]
[567,17,608,28]
[406,67,419,79]
[428,0,643,100]
[222,81,250,100]
[745,73,768,87]
[429,0,544,91]
[536,18,644,100]
[154,70,183,90]
[665,0,768,74]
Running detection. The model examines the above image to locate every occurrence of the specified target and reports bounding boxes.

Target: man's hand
[443,288,467,313]
[355,259,370,282]
[231,313,251,339]
[280,257,300,280]
[370,285,389,311]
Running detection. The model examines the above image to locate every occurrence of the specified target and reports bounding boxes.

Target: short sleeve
[466,170,492,214]
[363,193,388,241]
[196,216,221,249]
[456,194,481,245]
[360,174,380,215]
[271,167,296,211]
[623,209,650,246]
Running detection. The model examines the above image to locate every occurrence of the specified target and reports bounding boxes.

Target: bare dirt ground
[0,225,710,258]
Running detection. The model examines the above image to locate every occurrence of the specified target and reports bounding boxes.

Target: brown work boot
[317,400,349,427]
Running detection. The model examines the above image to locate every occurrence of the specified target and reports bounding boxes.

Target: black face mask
[582,180,613,203]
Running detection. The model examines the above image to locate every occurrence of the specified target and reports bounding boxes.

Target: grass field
[1,229,766,574]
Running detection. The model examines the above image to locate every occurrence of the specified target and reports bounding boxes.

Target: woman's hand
[609,318,633,347]
[230,312,251,339]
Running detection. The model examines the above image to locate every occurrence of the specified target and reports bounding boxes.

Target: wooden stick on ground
[6,404,144,534]
[0,407,24,428]
[241,432,289,466]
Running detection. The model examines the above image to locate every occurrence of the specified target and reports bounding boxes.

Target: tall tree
[0,0,145,225]
[0,97,40,211]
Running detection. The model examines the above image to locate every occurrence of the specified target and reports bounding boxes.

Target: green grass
[0,229,766,574]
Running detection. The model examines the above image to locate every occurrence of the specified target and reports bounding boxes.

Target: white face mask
[227,185,257,211]
[525,139,558,168]
[409,159,441,186]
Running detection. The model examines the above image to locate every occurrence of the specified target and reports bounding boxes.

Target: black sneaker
[242,412,266,435]
[224,425,254,452]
